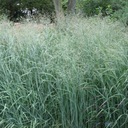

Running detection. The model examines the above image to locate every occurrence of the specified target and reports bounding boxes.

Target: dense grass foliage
[0,17,128,128]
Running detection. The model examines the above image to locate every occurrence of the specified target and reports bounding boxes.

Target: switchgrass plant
[0,16,128,128]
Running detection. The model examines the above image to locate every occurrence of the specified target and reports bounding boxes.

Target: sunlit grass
[0,16,128,128]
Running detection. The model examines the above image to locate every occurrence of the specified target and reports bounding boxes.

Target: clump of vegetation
[80,0,128,25]
[113,2,128,26]
[0,16,128,127]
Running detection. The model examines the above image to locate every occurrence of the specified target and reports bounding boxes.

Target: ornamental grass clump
[0,17,128,128]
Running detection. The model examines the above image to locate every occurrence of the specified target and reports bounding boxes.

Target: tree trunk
[52,0,64,23]
[67,0,76,14]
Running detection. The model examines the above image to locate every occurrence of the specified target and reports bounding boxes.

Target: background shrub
[80,0,128,25]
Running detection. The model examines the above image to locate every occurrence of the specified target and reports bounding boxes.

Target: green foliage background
[0,0,54,21]
[0,0,127,25]
[80,0,128,25]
